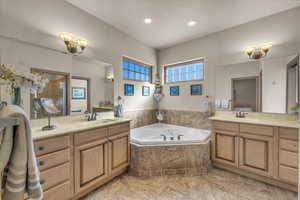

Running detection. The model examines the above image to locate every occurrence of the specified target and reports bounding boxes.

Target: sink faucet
[85,111,98,121]
[177,135,183,140]
[161,134,167,141]
[236,111,247,118]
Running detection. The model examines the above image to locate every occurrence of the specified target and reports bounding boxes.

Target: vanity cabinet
[32,121,130,200]
[212,121,239,167]
[238,132,274,177]
[278,128,298,185]
[34,135,73,200]
[108,123,130,175]
[212,120,298,192]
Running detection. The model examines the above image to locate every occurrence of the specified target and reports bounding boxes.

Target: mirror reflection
[215,55,299,114]
[30,61,114,119]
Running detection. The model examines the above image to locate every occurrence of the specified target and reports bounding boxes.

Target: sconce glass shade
[59,32,88,55]
[77,38,88,48]
[59,32,73,43]
[244,43,272,60]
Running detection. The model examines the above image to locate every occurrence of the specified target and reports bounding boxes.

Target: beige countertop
[31,115,131,141]
[210,114,299,129]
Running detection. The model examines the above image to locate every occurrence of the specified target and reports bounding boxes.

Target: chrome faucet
[236,111,247,118]
[85,111,98,121]
[161,134,167,141]
[177,135,183,140]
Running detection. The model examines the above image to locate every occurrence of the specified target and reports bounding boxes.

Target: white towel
[0,105,43,200]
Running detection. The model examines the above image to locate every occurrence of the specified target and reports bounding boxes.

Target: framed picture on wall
[191,84,202,95]
[170,86,179,96]
[142,86,150,96]
[72,87,86,100]
[124,84,134,96]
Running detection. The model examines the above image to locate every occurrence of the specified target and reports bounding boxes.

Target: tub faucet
[177,135,183,140]
[160,134,167,141]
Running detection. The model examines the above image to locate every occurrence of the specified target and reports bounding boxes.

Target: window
[164,60,204,83]
[122,57,152,82]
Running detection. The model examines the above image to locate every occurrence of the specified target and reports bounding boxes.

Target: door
[239,133,273,177]
[232,77,259,112]
[212,131,238,167]
[108,132,130,175]
[74,139,109,193]
[286,56,299,113]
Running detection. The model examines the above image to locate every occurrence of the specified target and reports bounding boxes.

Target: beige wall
[261,57,288,113]
[158,7,300,112]
[0,0,157,114]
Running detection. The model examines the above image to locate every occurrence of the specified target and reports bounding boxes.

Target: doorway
[70,76,91,115]
[231,76,259,112]
[286,56,299,113]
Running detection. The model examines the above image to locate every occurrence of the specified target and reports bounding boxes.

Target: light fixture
[144,18,152,24]
[245,43,272,60]
[187,20,197,27]
[59,32,88,55]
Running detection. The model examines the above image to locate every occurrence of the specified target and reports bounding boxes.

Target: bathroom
[0,0,299,200]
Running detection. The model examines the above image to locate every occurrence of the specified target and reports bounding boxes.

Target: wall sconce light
[245,43,272,60]
[59,32,88,55]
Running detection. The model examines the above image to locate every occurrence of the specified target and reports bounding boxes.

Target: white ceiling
[66,0,300,49]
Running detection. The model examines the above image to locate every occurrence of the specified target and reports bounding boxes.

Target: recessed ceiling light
[187,20,197,27]
[144,18,152,24]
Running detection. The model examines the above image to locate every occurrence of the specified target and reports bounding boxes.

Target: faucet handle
[177,135,184,140]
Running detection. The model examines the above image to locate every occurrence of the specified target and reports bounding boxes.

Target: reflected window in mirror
[30,68,70,119]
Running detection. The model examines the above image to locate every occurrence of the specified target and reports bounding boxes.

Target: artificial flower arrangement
[0,64,48,105]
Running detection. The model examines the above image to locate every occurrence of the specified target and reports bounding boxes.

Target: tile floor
[82,168,297,200]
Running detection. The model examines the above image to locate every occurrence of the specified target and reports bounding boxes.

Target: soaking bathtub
[131,123,211,146]
[130,123,211,176]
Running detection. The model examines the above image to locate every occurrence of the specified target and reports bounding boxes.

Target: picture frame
[124,84,134,96]
[72,87,86,100]
[191,84,202,95]
[170,86,179,96]
[142,86,150,96]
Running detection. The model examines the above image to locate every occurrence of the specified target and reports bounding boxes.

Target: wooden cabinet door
[74,139,109,193]
[212,130,238,167]
[108,132,130,175]
[239,133,273,177]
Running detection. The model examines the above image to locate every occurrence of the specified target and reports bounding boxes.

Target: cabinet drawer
[213,121,239,132]
[240,124,273,136]
[40,163,70,191]
[279,165,298,184]
[280,139,298,152]
[279,150,298,168]
[279,128,298,140]
[37,149,70,171]
[35,136,70,156]
[108,122,130,136]
[43,181,72,200]
[75,127,107,146]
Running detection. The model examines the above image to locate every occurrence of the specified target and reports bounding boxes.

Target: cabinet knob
[38,146,45,151]
[40,179,45,185]
[38,161,45,166]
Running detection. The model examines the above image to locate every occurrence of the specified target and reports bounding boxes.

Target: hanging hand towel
[0,105,43,200]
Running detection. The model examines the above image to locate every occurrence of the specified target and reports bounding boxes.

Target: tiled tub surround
[124,109,158,128]
[130,142,210,176]
[160,109,211,130]
[130,123,211,176]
